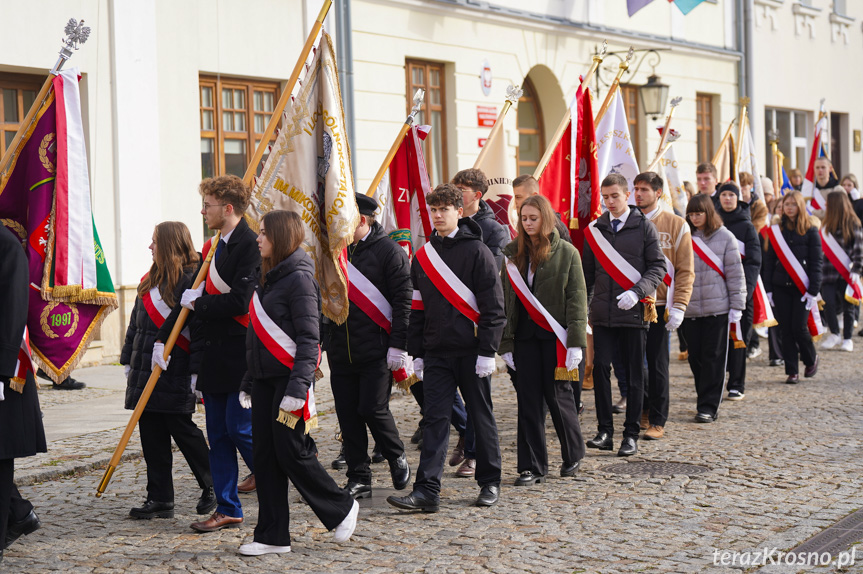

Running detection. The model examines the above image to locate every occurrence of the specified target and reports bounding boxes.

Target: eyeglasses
[202,202,227,210]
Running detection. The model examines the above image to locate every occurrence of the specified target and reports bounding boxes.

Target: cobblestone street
[5,339,863,573]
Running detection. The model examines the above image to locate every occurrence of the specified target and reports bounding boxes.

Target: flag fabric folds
[0,67,117,384]
[247,31,359,324]
[475,116,517,238]
[595,90,639,202]
[628,0,708,16]
[736,113,763,197]
[801,114,828,209]
[712,129,736,184]
[372,125,433,256]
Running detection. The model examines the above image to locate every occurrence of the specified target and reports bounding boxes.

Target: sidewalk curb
[16,450,144,487]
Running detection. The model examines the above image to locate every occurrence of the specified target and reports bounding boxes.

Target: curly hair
[452,168,488,195]
[426,183,464,208]
[199,175,252,213]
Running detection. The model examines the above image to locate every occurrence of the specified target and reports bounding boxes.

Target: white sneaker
[821,333,841,350]
[333,500,359,543]
[238,541,291,556]
[755,326,769,339]
[841,339,854,352]
[747,347,762,359]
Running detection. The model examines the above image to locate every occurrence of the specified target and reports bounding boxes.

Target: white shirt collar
[610,208,630,229]
[643,204,661,221]
[220,227,235,243]
[446,227,459,238]
[360,227,372,242]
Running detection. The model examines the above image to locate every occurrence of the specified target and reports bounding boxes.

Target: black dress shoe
[475,484,500,507]
[345,481,372,499]
[804,355,819,378]
[617,437,638,457]
[514,471,545,486]
[560,461,580,477]
[586,432,613,450]
[389,453,411,490]
[694,412,715,423]
[769,359,784,367]
[52,376,86,390]
[196,486,217,515]
[371,444,385,464]
[577,402,585,415]
[331,445,347,470]
[386,491,439,513]
[129,500,175,519]
[785,374,799,384]
[410,425,422,444]
[5,510,41,547]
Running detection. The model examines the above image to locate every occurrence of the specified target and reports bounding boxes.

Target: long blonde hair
[514,195,557,274]
[823,189,861,241]
[138,222,200,307]
[781,191,811,236]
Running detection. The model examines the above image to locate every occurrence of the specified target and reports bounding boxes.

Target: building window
[516,78,545,176]
[834,0,847,15]
[620,85,641,163]
[695,93,714,163]
[764,107,809,179]
[0,73,41,158]
[406,60,447,186]
[198,76,280,180]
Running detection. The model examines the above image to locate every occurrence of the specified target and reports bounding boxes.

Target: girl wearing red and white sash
[819,191,863,351]
[237,211,358,556]
[499,195,586,486]
[683,195,746,423]
[120,222,214,519]
[763,191,823,384]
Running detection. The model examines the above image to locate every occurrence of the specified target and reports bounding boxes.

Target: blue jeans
[202,391,254,518]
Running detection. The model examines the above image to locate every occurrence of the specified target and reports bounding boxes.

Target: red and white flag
[475,109,517,238]
[801,114,829,210]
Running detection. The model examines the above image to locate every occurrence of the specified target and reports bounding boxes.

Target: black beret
[355,193,378,216]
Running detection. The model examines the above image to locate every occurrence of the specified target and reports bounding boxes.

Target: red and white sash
[9,327,36,393]
[415,242,480,325]
[505,260,577,381]
[411,289,424,311]
[346,261,416,388]
[141,275,191,353]
[766,224,826,338]
[692,236,745,348]
[249,291,319,433]
[584,220,644,293]
[820,229,863,306]
[662,255,675,319]
[202,237,250,328]
[753,277,777,328]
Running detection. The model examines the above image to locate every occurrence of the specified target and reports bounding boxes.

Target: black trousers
[726,298,754,393]
[1,458,34,552]
[513,337,584,475]
[138,411,213,503]
[768,324,784,361]
[683,314,728,417]
[409,380,468,437]
[329,358,404,484]
[592,325,646,440]
[678,327,688,352]
[250,377,353,546]
[773,285,817,375]
[414,355,501,499]
[822,279,856,340]
[645,306,670,427]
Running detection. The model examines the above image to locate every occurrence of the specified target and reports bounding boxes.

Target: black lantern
[640,74,669,120]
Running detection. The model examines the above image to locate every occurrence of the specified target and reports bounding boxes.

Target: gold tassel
[276,409,300,429]
[642,296,657,323]
[554,367,580,382]
[9,378,25,393]
[396,373,419,391]
[569,217,579,230]
[304,415,318,434]
[845,294,862,306]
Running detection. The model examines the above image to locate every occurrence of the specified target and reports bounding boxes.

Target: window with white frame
[765,108,808,178]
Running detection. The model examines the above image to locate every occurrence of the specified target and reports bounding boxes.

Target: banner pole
[593,46,634,127]
[648,96,682,170]
[473,85,523,169]
[364,89,424,197]
[711,119,737,168]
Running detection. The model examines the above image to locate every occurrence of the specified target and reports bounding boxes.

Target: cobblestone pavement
[5,337,863,573]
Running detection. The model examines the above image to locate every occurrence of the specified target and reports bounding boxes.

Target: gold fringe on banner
[396,373,419,391]
[754,318,778,329]
[9,377,25,393]
[554,367,580,382]
[276,410,318,434]
[642,296,657,323]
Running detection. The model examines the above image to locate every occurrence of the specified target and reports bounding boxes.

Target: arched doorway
[516,77,544,176]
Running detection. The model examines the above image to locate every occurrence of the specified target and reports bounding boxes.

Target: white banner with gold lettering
[595,90,639,205]
[247,31,359,324]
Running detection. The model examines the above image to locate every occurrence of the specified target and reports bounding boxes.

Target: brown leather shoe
[612,397,627,414]
[238,474,256,494]
[455,458,476,478]
[190,512,242,532]
[448,436,466,467]
[644,425,664,440]
[640,411,649,430]
[582,366,594,390]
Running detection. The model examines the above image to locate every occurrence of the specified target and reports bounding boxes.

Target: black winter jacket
[582,208,666,329]
[408,217,506,359]
[121,268,196,414]
[820,225,863,284]
[718,204,762,301]
[324,222,411,364]
[472,199,510,269]
[243,249,320,401]
[763,220,823,296]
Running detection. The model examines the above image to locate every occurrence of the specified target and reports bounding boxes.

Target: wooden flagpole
[0,19,90,184]
[734,98,750,182]
[364,88,425,197]
[711,119,737,168]
[533,41,607,180]
[97,0,334,497]
[473,85,522,169]
[593,47,634,126]
[647,96,682,171]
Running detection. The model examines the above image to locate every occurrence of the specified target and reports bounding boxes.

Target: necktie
[611,219,621,233]
[215,239,226,262]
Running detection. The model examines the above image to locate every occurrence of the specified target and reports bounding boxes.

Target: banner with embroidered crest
[0,67,117,386]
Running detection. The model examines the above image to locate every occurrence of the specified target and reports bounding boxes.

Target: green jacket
[499,229,588,355]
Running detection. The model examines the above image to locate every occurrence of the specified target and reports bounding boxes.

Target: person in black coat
[716,182,762,400]
[324,195,411,499]
[763,191,823,383]
[157,176,260,532]
[0,226,46,561]
[121,222,215,520]
[236,210,358,556]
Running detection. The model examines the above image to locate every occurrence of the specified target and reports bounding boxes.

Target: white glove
[851,272,861,285]
[501,352,515,371]
[413,358,424,381]
[280,395,306,413]
[387,347,408,371]
[181,283,205,310]
[565,347,582,371]
[767,292,774,307]
[124,365,131,377]
[616,290,639,310]
[476,355,496,378]
[801,292,817,311]
[239,391,252,409]
[586,322,593,336]
[665,307,685,331]
[0,382,4,401]
[151,342,170,371]
[728,309,743,323]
